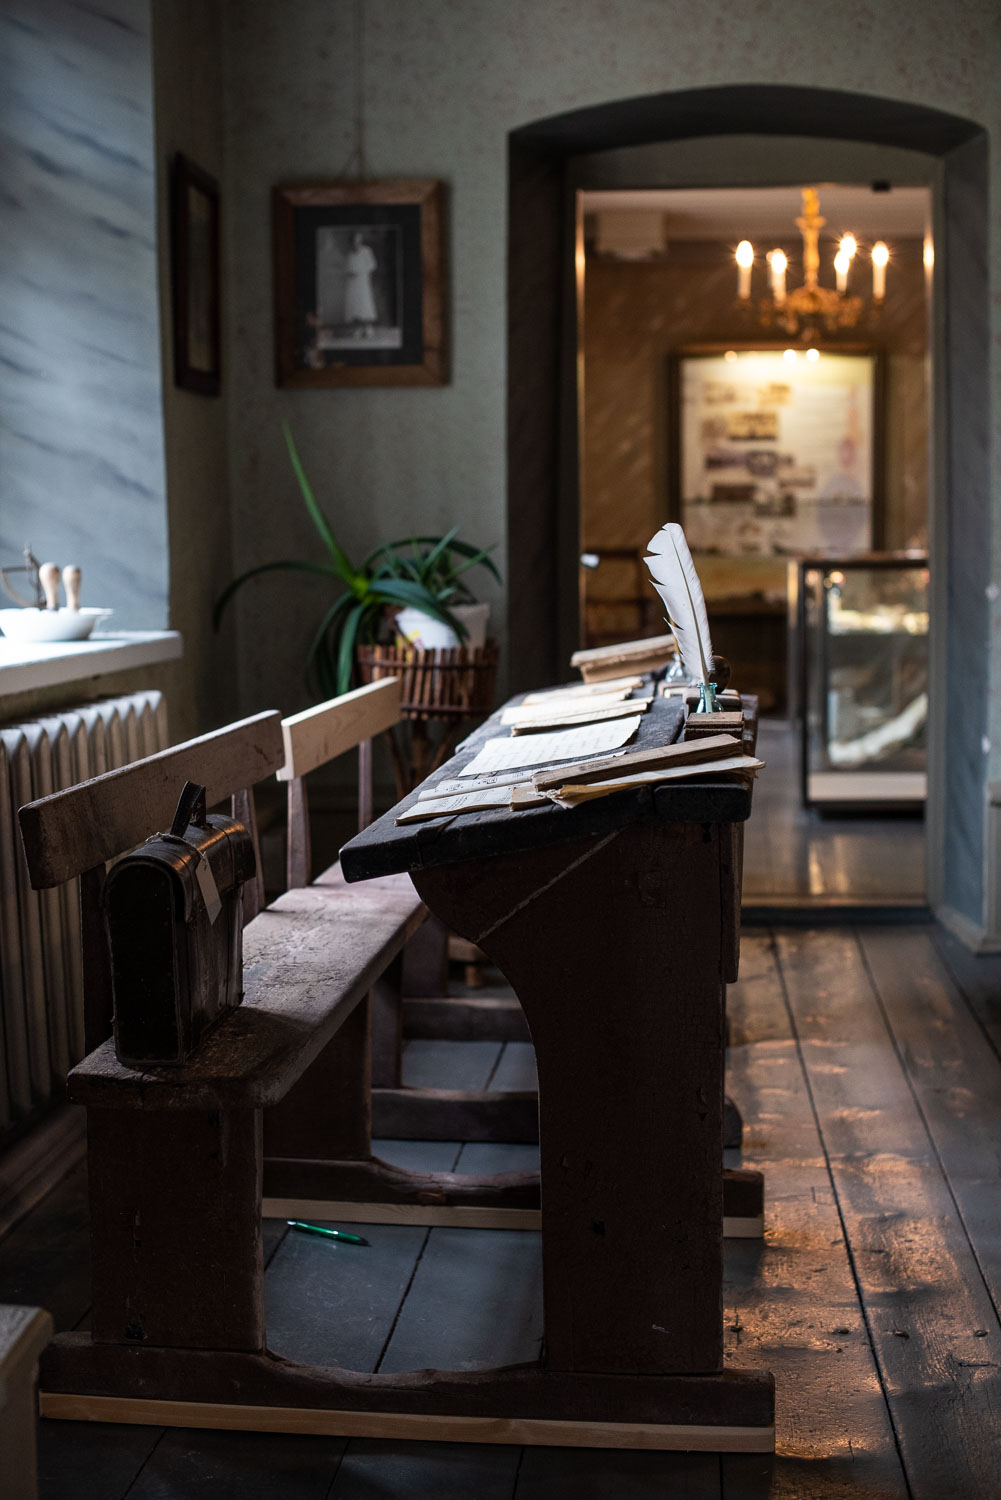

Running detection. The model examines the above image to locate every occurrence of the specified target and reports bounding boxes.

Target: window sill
[0,631,183,697]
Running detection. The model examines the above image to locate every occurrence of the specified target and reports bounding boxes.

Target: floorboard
[722,933,907,1499]
[860,926,1001,1309]
[777,928,1001,1500]
[124,1428,345,1500]
[401,1039,502,1090]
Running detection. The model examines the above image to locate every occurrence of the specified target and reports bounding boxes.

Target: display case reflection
[792,555,929,809]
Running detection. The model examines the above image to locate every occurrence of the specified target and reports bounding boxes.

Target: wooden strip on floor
[721,931,908,1499]
[40,1395,773,1452]
[777,927,1001,1500]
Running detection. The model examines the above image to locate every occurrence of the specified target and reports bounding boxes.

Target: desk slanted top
[340,688,757,882]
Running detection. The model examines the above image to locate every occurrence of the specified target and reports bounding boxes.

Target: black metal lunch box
[103,781,257,1068]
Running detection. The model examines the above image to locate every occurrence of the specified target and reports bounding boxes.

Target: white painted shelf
[0,631,182,697]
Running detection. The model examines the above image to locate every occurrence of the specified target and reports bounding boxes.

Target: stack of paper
[458,716,643,778]
[527,732,763,807]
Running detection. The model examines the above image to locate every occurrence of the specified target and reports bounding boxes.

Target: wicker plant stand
[356,641,499,797]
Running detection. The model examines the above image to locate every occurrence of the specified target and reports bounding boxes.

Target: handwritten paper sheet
[419,769,533,800]
[397,782,537,823]
[459,716,643,778]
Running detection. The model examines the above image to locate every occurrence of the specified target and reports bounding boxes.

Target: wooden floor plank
[401,1039,502,1090]
[264,1219,429,1370]
[123,1428,345,1499]
[0,1163,91,1333]
[378,1140,542,1375]
[490,1040,538,1091]
[515,1444,721,1497]
[777,927,1001,1500]
[328,1439,521,1498]
[860,925,1001,1310]
[377,1224,542,1374]
[38,1419,163,1500]
[721,931,908,1499]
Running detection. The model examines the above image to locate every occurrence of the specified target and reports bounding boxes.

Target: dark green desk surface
[340,686,756,882]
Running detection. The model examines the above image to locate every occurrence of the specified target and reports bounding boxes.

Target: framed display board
[669,347,883,557]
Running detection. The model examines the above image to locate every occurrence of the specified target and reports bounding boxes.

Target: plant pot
[395,601,490,651]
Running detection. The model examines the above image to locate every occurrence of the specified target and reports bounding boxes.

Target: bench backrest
[278,678,401,888]
[18,710,285,1050]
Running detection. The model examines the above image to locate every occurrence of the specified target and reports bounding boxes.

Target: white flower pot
[395,602,490,651]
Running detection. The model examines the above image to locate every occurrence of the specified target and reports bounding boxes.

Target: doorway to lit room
[575,180,932,913]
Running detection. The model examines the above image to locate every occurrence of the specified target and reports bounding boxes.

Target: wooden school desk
[338,688,775,1449]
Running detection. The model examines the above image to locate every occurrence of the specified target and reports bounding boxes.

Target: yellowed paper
[459,716,643,778]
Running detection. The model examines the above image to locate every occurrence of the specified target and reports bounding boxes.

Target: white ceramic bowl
[0,607,113,643]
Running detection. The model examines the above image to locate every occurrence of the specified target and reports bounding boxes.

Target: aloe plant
[213,425,499,698]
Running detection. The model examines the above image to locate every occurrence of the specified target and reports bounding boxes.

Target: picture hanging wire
[336,0,367,180]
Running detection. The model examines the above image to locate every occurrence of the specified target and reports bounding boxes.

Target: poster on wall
[673,349,880,557]
[273,179,446,387]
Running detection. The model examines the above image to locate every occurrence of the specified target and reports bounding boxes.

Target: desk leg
[414,820,728,1376]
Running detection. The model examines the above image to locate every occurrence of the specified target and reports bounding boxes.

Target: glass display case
[789,553,929,809]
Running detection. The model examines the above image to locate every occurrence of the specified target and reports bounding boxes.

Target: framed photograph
[669,347,884,556]
[273,179,446,387]
[170,154,221,396]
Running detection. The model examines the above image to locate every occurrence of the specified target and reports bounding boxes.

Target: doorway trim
[507,83,989,938]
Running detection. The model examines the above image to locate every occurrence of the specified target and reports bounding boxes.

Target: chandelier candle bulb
[834,249,851,294]
[768,249,787,305]
[736,240,754,300]
[872,241,889,302]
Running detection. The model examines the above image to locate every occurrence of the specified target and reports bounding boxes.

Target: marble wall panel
[0,0,167,630]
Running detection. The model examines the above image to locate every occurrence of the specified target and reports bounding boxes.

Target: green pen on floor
[287,1219,370,1246]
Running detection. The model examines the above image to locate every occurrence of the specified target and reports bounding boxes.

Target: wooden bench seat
[66,878,425,1113]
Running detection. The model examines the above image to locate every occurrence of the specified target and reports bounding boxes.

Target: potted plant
[214,425,500,699]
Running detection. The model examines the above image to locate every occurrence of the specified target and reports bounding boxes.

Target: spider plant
[213,424,499,698]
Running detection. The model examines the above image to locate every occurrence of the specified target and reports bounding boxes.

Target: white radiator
[0,691,168,1133]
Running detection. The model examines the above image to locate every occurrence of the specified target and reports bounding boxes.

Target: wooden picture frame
[667,345,885,556]
[273,179,446,387]
[170,154,221,397]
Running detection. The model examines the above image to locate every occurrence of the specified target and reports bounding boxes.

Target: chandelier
[735,187,888,340]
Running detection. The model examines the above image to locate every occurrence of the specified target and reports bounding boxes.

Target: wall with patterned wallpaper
[0,0,168,632]
[216,0,999,734]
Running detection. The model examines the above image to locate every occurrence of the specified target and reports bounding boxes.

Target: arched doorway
[506,83,989,937]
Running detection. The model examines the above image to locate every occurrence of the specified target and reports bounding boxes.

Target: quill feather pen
[644,523,714,683]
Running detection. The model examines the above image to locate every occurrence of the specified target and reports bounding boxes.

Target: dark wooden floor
[5,923,1001,1497]
[742,721,926,906]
